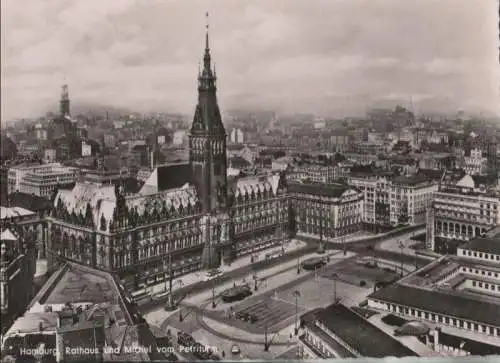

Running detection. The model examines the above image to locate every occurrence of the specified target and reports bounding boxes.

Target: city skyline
[1,0,499,121]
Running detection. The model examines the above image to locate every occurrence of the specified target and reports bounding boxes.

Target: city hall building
[45,30,290,290]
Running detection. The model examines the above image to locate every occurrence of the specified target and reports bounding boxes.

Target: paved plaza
[234,297,304,331]
[325,258,400,287]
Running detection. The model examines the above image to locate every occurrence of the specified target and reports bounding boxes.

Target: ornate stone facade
[45,30,290,290]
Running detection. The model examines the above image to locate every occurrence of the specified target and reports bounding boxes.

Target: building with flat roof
[367,236,500,347]
[298,303,418,358]
[288,181,363,242]
[8,162,78,197]
[349,173,437,229]
[1,262,169,362]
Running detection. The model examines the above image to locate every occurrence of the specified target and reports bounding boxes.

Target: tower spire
[205,12,209,51]
[203,12,211,71]
[60,84,70,117]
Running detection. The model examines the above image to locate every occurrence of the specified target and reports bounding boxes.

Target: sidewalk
[299,225,425,245]
[298,231,377,244]
[147,239,308,296]
[377,233,430,258]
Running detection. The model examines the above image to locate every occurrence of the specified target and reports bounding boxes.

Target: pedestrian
[290,333,292,339]
[222,351,225,358]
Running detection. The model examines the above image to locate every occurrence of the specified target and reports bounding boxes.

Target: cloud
[1,0,499,121]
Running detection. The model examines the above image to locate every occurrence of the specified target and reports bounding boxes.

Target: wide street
[143,226,434,360]
[138,225,427,314]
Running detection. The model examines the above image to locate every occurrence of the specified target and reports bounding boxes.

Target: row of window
[302,331,335,359]
[461,250,500,262]
[471,280,500,292]
[385,303,499,336]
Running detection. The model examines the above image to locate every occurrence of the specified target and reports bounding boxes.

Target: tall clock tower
[189,18,228,214]
[189,16,231,269]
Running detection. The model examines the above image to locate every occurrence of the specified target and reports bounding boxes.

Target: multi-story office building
[349,173,437,229]
[288,165,340,184]
[463,148,488,175]
[15,164,78,198]
[8,163,78,196]
[426,174,500,253]
[45,31,290,291]
[288,181,363,240]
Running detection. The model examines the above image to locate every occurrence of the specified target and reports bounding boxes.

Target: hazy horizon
[1,0,499,121]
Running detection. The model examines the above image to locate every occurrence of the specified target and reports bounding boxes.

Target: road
[139,225,428,314]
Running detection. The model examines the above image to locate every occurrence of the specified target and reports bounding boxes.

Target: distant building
[230,128,244,144]
[81,141,92,157]
[288,181,363,240]
[289,164,339,184]
[44,148,57,162]
[9,163,79,198]
[426,174,500,253]
[103,134,116,149]
[417,152,455,170]
[272,156,294,171]
[463,148,488,175]
[349,173,437,229]
[172,131,187,145]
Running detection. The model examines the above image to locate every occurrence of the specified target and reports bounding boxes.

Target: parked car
[203,268,224,282]
[231,344,241,355]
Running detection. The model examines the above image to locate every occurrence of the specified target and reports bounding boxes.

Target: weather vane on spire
[206,12,209,30]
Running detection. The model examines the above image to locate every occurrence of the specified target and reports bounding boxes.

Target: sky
[1,0,499,121]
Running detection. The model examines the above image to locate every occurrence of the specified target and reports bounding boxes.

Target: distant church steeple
[60,84,70,118]
[189,13,228,214]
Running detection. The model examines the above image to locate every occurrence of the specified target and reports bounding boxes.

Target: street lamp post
[264,322,269,351]
[164,246,175,310]
[332,273,338,303]
[317,214,324,254]
[177,280,184,321]
[343,234,347,256]
[293,290,300,335]
[212,277,216,309]
[398,241,404,276]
